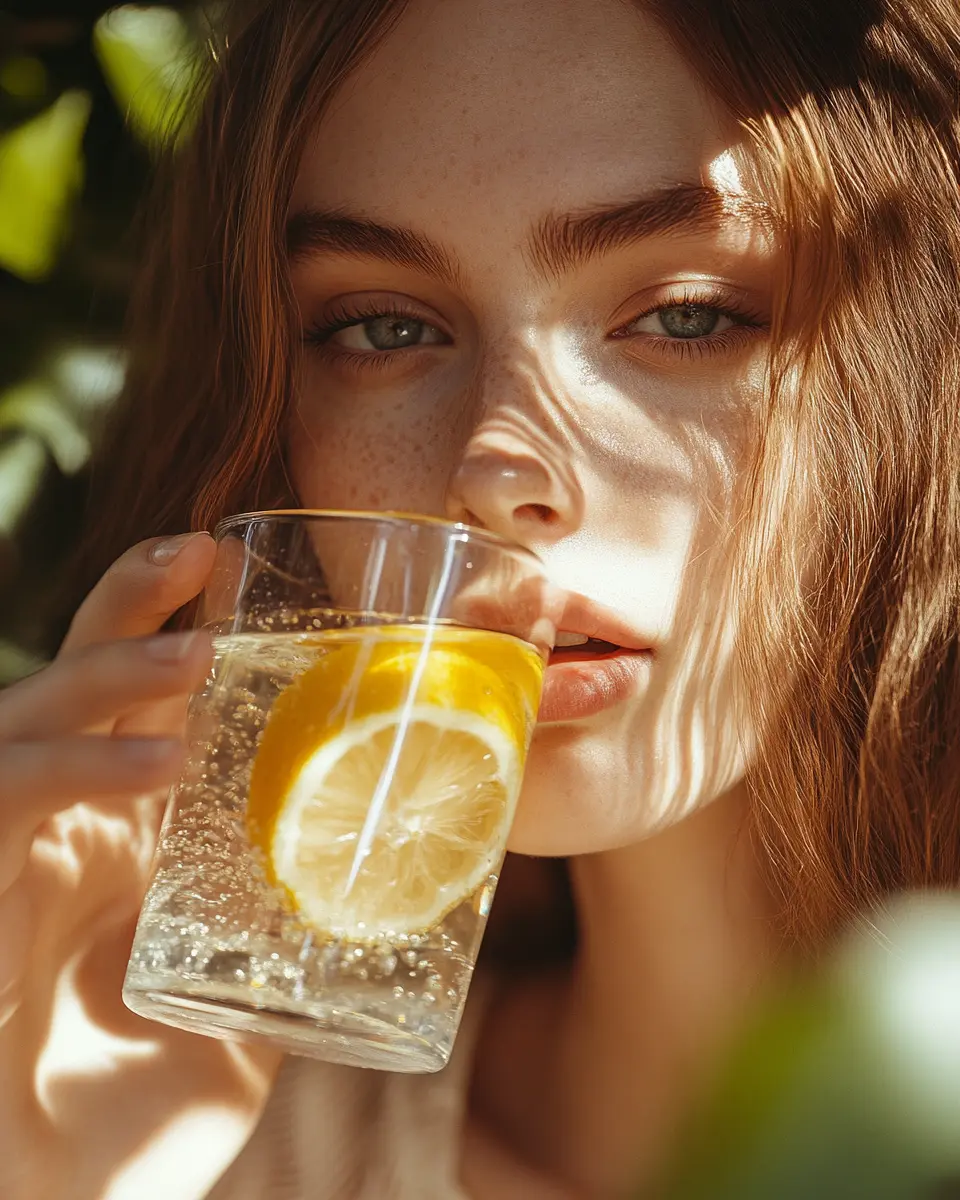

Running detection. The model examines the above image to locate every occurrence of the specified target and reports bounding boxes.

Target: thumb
[62,532,217,654]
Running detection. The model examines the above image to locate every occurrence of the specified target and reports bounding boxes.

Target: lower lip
[538,649,653,723]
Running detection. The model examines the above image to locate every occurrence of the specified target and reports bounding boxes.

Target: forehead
[292,0,733,225]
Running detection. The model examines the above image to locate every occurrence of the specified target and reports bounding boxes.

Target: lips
[538,596,653,723]
[550,635,621,660]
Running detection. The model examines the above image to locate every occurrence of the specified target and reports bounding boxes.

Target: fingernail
[145,631,201,663]
[119,739,183,764]
[149,532,203,565]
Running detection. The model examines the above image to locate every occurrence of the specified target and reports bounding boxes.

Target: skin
[0,1,778,1196]
[286,0,777,1192]
[288,0,772,853]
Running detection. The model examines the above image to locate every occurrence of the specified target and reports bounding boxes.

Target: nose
[445,424,582,546]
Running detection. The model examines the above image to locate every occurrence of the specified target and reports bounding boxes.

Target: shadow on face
[285,0,776,854]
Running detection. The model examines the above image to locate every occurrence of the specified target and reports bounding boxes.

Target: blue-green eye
[625,303,734,339]
[330,315,448,352]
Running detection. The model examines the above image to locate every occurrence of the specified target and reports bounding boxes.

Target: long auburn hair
[74,0,960,945]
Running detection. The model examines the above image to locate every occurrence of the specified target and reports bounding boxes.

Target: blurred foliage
[654,894,960,1200]
[0,1,204,684]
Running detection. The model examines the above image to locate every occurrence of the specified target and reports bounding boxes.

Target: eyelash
[302,288,767,369]
[303,298,441,373]
[609,287,766,362]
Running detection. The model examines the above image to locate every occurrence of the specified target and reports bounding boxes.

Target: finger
[0,736,184,802]
[0,736,185,891]
[113,693,193,742]
[62,532,217,653]
[0,633,212,741]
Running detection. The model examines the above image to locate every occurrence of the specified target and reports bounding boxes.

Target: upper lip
[551,593,652,653]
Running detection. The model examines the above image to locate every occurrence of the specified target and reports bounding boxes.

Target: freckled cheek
[285,377,459,514]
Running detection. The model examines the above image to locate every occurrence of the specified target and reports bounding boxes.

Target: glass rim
[211,508,544,566]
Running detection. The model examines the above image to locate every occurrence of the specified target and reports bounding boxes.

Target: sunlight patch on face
[653,589,749,826]
[706,146,775,261]
[539,321,700,481]
[510,323,593,454]
[708,147,745,196]
[510,328,698,640]
[545,533,690,642]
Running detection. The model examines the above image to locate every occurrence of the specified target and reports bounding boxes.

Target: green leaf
[93,6,200,149]
[0,91,91,282]
[0,379,90,476]
[0,432,47,538]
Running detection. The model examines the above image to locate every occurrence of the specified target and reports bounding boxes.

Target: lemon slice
[247,628,542,939]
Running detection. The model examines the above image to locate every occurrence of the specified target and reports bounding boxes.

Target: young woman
[2,0,959,1196]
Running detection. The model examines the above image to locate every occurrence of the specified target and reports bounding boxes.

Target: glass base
[122,982,450,1073]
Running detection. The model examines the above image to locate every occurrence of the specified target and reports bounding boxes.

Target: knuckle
[93,641,204,708]
[68,638,156,689]
[69,639,132,686]
[99,549,161,599]
[48,642,133,708]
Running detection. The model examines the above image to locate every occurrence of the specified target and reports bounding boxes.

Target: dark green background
[0,0,201,679]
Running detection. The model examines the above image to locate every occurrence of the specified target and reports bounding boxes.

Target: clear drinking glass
[123,510,556,1072]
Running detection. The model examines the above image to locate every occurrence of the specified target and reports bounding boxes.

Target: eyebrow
[286,210,463,288]
[286,183,755,285]
[528,183,743,277]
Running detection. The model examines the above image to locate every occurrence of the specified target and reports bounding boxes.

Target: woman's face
[287,0,774,855]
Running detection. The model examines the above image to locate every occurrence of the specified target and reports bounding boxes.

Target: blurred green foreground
[3,8,960,1200]
[654,895,960,1200]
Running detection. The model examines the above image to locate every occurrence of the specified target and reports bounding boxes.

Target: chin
[506,719,750,858]
[506,721,653,857]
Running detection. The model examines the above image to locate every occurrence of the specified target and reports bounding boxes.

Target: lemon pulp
[246,626,543,939]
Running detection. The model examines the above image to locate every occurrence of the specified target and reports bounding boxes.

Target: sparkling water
[122,629,531,1073]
